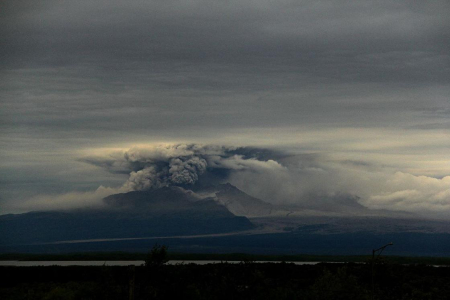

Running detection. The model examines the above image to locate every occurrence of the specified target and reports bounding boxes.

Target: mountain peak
[194,183,273,217]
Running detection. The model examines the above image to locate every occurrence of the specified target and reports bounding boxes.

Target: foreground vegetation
[1,261,450,300]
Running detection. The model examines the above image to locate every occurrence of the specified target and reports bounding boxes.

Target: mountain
[0,187,254,246]
[195,183,273,217]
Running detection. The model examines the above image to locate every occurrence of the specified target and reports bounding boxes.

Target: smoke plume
[82,144,287,192]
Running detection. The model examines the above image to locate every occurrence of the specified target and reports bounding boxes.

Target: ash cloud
[82,144,287,192]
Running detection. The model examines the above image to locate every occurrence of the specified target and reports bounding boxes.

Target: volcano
[0,186,255,246]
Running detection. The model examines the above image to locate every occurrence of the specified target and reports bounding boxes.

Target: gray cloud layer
[2,1,449,137]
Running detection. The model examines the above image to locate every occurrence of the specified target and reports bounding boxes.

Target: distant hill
[0,187,254,246]
[195,183,273,217]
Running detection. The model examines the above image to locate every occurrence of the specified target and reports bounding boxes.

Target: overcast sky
[1,0,449,216]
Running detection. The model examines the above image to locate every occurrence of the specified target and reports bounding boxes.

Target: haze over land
[1,1,449,220]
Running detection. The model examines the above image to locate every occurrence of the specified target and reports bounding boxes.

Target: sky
[1,0,449,217]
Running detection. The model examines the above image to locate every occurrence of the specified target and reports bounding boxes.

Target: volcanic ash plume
[123,156,208,190]
[83,144,286,192]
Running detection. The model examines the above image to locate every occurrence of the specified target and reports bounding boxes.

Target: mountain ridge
[0,186,255,246]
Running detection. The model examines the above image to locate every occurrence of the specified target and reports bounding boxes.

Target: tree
[145,244,169,267]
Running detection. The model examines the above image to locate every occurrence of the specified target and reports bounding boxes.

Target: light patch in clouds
[228,157,450,217]
[365,173,450,212]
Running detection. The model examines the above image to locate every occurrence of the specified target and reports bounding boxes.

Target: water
[0,260,323,267]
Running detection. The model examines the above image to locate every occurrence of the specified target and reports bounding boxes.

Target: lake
[0,260,323,266]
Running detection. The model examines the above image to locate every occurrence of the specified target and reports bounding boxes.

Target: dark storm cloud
[2,0,449,120]
[2,0,449,83]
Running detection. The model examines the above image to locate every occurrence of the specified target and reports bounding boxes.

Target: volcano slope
[0,187,254,246]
